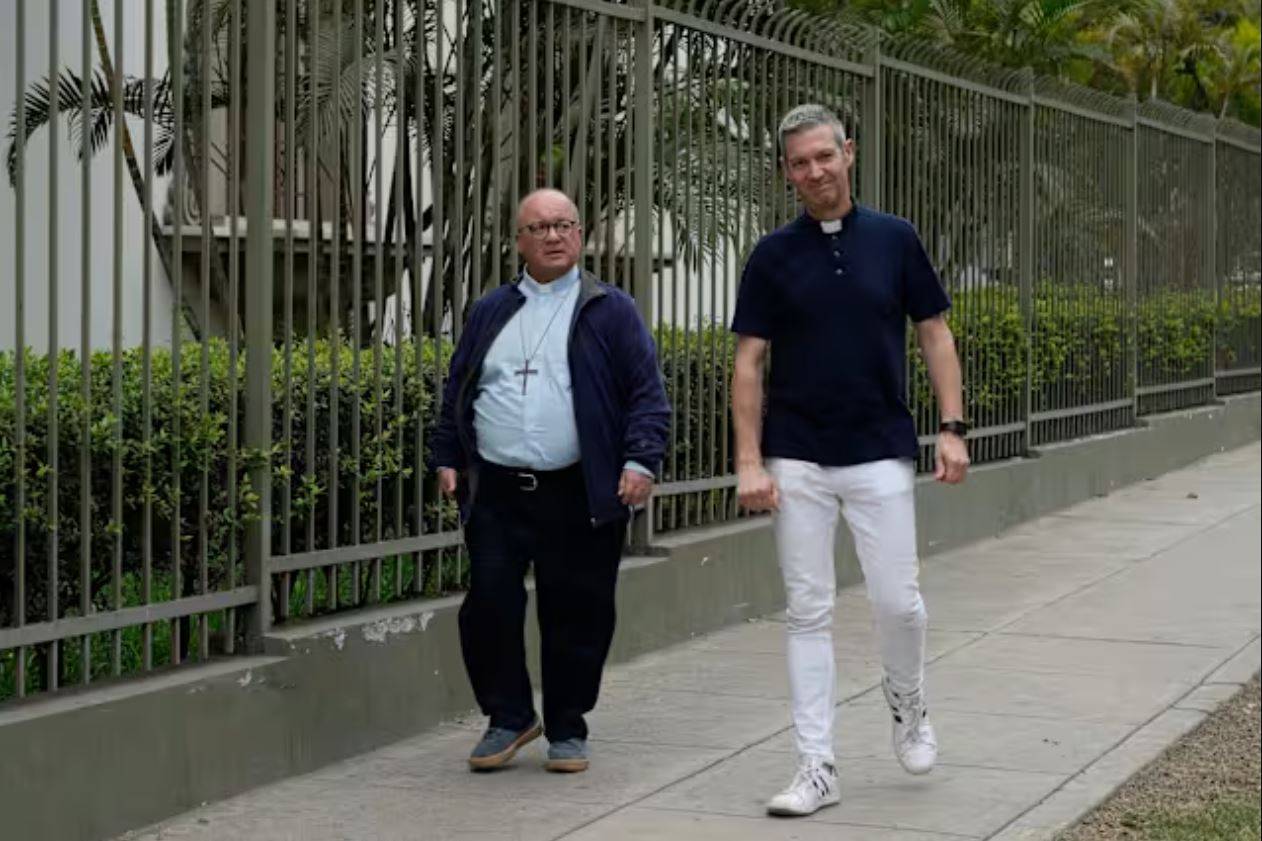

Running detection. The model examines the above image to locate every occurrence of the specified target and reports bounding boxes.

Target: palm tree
[6,0,844,345]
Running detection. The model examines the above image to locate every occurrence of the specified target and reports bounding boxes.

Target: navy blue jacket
[431,270,671,526]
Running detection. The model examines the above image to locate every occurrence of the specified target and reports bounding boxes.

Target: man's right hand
[737,464,780,512]
[438,467,458,497]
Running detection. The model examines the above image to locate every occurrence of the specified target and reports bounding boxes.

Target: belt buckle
[516,471,539,492]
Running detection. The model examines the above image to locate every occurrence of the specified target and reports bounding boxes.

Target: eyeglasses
[517,219,580,239]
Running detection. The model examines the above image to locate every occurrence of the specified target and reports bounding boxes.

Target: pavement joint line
[980,630,1262,840]
[1043,506,1252,525]
[990,631,1228,650]
[607,804,985,839]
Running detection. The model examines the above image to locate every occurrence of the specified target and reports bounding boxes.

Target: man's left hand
[618,469,654,507]
[935,432,970,484]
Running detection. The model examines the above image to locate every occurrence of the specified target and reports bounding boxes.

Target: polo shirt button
[835,268,843,276]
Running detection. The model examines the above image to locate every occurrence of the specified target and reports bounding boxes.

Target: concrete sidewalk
[122,443,1261,841]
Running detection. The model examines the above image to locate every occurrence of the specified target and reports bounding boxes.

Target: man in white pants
[731,104,970,817]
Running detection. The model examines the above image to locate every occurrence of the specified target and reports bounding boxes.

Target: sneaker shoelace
[889,689,933,747]
[791,761,834,799]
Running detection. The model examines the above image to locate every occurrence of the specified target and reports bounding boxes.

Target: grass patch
[1131,797,1261,840]
[1060,673,1261,841]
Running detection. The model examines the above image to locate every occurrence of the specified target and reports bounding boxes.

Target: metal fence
[2,0,1259,703]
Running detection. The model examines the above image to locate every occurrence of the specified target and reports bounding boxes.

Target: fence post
[1208,124,1219,398]
[629,0,655,551]
[861,29,882,209]
[244,0,276,647]
[1124,96,1139,420]
[1018,69,1034,451]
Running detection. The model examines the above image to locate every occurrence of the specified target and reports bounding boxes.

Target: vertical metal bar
[226,0,242,649]
[196,0,213,662]
[669,22,682,530]
[1125,101,1139,417]
[572,8,585,230]
[912,74,927,447]
[1206,135,1217,395]
[863,36,881,209]
[393,0,406,598]
[654,18,667,532]
[621,22,633,298]
[492,0,504,291]
[671,22,684,522]
[372,0,386,603]
[1019,72,1035,451]
[545,4,555,187]
[615,21,626,287]
[79,0,93,684]
[326,0,341,610]
[142,0,156,664]
[42,0,62,693]
[351,0,364,604]
[527,0,537,190]
[432,0,446,591]
[305,0,320,615]
[278,0,297,622]
[169,0,186,664]
[412,0,427,594]
[699,33,713,521]
[511,0,522,217]
[453,0,466,338]
[681,25,694,527]
[470,0,484,301]
[110,0,124,678]
[14,0,28,697]
[569,7,580,203]
[719,34,734,514]
[591,17,604,278]
[244,0,277,645]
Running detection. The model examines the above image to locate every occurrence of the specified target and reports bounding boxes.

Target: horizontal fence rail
[2,0,1259,704]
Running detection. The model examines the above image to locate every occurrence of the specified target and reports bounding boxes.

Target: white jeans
[767,457,927,764]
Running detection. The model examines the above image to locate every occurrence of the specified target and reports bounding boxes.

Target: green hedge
[2,284,1259,636]
[906,286,1256,416]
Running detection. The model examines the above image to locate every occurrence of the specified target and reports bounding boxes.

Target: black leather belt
[480,461,582,493]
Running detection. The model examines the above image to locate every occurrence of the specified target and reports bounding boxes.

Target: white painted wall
[0,0,175,353]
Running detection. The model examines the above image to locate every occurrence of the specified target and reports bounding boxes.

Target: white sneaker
[765,757,840,817]
[883,677,937,775]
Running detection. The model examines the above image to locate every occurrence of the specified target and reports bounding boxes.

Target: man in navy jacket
[432,188,670,774]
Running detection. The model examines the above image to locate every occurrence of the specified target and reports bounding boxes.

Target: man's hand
[737,463,780,512]
[934,432,970,484]
[618,469,653,507]
[438,467,459,497]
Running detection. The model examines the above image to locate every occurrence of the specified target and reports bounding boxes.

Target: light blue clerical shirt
[472,266,654,478]
[474,267,583,469]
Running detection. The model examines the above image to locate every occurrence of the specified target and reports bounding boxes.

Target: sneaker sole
[898,760,935,776]
[766,796,840,818]
[468,722,543,771]
[544,757,589,773]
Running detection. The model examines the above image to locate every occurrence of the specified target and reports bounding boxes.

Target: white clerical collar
[819,218,842,234]
[521,265,580,297]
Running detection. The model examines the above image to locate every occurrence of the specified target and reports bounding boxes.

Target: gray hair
[777,104,848,157]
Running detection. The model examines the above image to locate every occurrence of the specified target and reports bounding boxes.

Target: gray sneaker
[545,737,589,773]
[468,719,542,771]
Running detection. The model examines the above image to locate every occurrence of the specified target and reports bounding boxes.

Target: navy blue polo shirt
[730,205,950,467]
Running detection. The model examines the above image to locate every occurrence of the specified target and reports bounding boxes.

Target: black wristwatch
[939,419,969,438]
